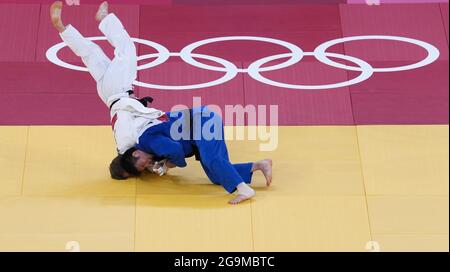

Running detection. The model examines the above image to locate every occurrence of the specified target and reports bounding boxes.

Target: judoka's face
[132,150,154,172]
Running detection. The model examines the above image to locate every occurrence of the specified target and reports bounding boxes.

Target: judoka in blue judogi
[120,106,273,204]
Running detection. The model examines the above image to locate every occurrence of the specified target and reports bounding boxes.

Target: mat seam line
[133,177,138,252]
[354,126,375,244]
[245,57,254,252]
[438,3,449,45]
[241,60,247,125]
[250,199,255,252]
[338,4,374,245]
[372,232,450,235]
[339,3,357,127]
[20,126,30,196]
[10,193,447,197]
[343,47,375,246]
[135,4,141,99]
[134,5,141,253]
[33,4,42,62]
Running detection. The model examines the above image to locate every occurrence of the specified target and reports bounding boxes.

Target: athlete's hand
[152,160,169,176]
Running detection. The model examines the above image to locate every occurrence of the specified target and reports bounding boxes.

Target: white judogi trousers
[59,14,165,154]
[59,13,136,106]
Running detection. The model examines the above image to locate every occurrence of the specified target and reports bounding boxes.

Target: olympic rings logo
[46,35,440,90]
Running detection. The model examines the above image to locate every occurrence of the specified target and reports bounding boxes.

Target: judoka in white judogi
[59,13,164,155]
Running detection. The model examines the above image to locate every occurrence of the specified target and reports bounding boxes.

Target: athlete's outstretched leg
[96,2,138,103]
[50,2,111,88]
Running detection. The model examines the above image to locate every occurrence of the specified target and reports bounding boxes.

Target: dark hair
[109,155,128,180]
[120,147,141,176]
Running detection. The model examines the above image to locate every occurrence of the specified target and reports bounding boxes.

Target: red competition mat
[0,1,448,125]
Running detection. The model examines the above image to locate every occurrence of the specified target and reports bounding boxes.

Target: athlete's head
[109,155,130,180]
[120,147,154,176]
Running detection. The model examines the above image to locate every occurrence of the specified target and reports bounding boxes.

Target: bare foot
[95,1,109,22]
[229,194,253,205]
[252,159,273,186]
[50,1,66,33]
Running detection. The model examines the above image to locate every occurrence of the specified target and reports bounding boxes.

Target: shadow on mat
[134,172,264,208]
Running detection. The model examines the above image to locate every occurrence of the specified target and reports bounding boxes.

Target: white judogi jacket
[109,93,165,155]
